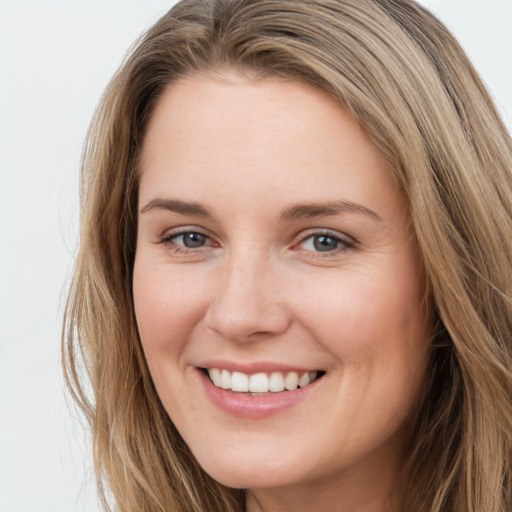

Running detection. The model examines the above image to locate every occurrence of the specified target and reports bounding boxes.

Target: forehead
[138,73,404,219]
[141,72,377,162]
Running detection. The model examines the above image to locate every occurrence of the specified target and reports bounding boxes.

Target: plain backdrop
[0,1,510,511]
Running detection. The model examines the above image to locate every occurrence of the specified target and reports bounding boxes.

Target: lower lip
[198,370,320,418]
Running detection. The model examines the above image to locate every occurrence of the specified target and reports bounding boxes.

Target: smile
[205,368,323,394]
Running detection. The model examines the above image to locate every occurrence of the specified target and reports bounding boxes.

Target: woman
[62,0,512,511]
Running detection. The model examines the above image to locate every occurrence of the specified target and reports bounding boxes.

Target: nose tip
[204,262,291,342]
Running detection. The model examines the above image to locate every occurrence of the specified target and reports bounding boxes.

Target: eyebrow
[279,200,381,222]
[140,198,212,217]
[139,197,381,222]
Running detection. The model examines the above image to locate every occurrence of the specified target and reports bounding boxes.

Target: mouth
[201,367,326,395]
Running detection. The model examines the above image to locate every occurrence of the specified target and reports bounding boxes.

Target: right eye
[160,230,216,252]
[172,232,208,248]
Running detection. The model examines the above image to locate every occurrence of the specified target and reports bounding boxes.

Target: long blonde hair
[63,1,512,510]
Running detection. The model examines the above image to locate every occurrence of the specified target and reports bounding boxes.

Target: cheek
[132,258,212,416]
[291,263,431,375]
[132,257,210,353]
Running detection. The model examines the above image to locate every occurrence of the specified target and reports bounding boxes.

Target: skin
[133,73,432,512]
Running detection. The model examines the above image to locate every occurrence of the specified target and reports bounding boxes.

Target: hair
[62,0,512,511]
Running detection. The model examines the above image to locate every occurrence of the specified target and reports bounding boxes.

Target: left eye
[299,233,350,253]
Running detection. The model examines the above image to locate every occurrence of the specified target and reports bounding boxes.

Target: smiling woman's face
[133,73,432,508]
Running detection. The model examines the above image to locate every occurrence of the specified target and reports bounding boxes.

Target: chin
[204,467,303,491]
[194,447,310,490]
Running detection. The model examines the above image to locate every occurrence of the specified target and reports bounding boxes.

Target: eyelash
[159,229,216,254]
[295,230,355,256]
[158,228,355,256]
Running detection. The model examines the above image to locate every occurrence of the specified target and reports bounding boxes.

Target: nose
[204,253,291,342]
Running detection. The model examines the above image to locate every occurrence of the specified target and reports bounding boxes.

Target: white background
[0,1,510,511]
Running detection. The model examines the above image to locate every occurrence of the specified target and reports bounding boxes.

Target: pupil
[313,235,338,252]
[184,233,206,248]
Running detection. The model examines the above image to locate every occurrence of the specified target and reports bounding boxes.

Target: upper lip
[197,360,321,374]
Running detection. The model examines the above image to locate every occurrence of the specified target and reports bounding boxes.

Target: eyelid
[155,226,355,257]
[158,226,218,251]
[293,228,356,254]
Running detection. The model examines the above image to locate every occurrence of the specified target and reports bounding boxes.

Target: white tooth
[231,371,249,392]
[298,372,310,388]
[209,368,222,387]
[269,372,285,392]
[309,371,318,383]
[284,371,299,391]
[220,369,231,389]
[249,373,269,393]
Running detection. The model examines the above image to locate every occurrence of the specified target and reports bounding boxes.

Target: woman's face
[133,73,432,502]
